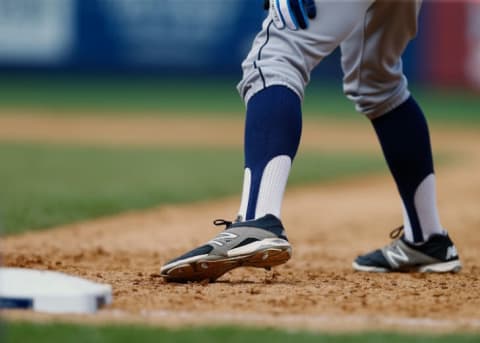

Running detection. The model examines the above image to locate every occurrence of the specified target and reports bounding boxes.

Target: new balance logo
[209,232,238,247]
[385,246,409,268]
[446,246,458,260]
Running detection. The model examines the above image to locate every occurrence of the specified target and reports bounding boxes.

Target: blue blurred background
[0,0,478,88]
[0,0,265,74]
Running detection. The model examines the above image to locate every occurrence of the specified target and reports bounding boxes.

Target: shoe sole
[352,259,462,273]
[161,242,291,283]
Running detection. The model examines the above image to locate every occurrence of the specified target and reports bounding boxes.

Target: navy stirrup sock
[240,86,302,220]
[372,96,441,243]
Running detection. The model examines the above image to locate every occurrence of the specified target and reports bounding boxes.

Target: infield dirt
[1,115,480,332]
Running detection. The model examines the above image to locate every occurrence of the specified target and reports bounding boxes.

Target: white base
[0,267,112,314]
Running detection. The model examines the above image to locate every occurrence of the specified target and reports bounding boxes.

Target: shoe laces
[213,219,233,229]
[389,226,404,239]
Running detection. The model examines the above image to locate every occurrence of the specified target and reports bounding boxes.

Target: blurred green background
[1,75,479,123]
[2,75,478,236]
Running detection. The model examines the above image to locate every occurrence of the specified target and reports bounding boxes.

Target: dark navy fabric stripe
[304,0,316,19]
[257,20,273,61]
[0,297,33,309]
[289,0,307,29]
[254,20,273,89]
[254,61,267,89]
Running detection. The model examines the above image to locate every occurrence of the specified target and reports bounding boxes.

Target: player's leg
[161,1,374,282]
[238,85,301,221]
[237,0,374,221]
[343,1,461,272]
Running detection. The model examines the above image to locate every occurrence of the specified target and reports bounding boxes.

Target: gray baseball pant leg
[238,0,421,119]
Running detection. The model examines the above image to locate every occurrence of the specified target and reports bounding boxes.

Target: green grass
[0,74,479,124]
[0,142,385,235]
[0,75,245,115]
[4,322,479,343]
[304,84,480,125]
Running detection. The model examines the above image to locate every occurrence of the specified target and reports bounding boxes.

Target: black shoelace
[213,219,232,229]
[390,226,404,239]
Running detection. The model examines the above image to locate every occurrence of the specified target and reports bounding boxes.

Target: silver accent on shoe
[381,239,439,269]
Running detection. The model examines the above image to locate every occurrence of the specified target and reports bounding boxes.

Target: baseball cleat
[353,226,462,273]
[160,214,291,283]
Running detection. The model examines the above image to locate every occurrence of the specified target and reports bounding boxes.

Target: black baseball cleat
[160,214,292,283]
[353,226,462,273]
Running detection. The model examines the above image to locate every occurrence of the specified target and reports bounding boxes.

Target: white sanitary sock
[238,155,292,220]
[402,173,446,242]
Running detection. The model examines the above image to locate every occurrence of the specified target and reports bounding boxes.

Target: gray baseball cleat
[160,214,292,283]
[353,226,462,273]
